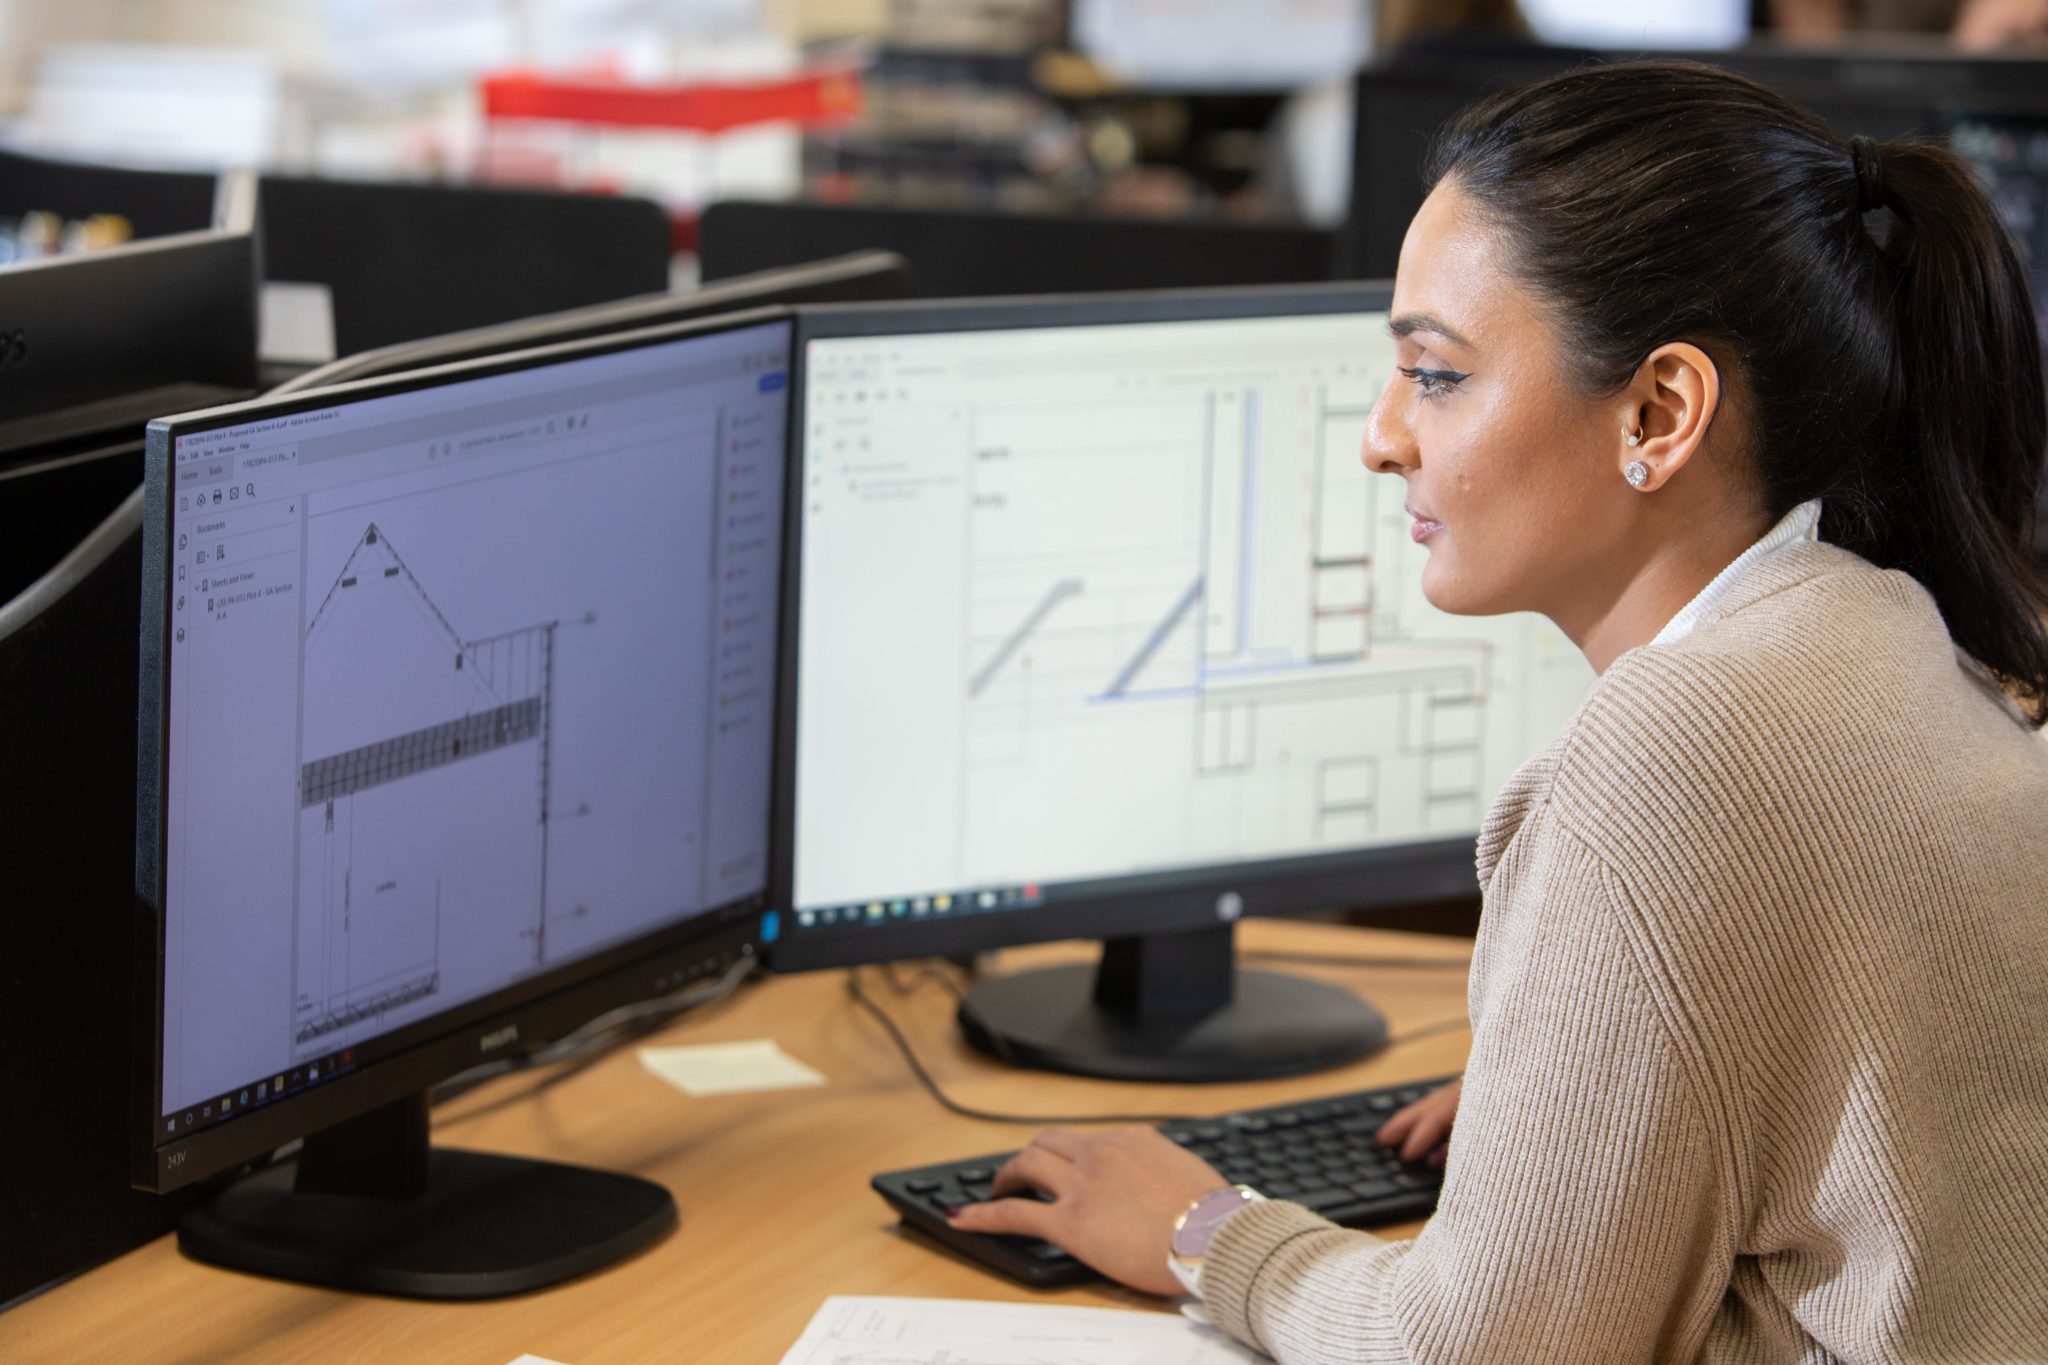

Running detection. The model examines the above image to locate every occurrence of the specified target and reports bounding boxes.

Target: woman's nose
[1362,377,1416,476]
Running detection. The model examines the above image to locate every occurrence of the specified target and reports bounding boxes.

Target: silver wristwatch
[1168,1184,1266,1299]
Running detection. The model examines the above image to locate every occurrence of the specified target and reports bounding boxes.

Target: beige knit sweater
[1201,543,2048,1363]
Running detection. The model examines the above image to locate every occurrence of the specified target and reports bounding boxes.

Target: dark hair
[1429,60,2048,726]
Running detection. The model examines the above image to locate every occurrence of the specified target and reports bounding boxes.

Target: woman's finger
[1400,1108,1453,1161]
[948,1196,1058,1241]
[990,1144,1077,1201]
[1376,1107,1419,1146]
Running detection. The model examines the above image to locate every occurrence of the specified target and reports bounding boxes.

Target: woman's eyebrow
[1388,313,1474,352]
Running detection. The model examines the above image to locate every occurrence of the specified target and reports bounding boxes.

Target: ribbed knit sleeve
[1201,832,1736,1364]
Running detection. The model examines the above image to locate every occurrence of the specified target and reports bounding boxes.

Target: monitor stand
[178,1091,676,1298]
[955,923,1386,1083]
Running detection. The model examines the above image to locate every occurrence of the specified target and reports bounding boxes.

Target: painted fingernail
[1427,1149,1447,1169]
[942,1204,963,1218]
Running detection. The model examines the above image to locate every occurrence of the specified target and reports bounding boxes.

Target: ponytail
[1429,61,2048,724]
[1841,138,2048,721]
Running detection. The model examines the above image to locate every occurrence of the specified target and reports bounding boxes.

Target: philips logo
[479,1024,519,1053]
[0,329,27,371]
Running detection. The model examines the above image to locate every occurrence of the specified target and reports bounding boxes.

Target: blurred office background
[2,0,2043,278]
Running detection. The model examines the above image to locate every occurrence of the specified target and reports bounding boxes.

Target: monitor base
[179,1094,675,1299]
[958,960,1386,1083]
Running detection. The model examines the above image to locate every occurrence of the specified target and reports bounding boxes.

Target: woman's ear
[1616,342,1721,492]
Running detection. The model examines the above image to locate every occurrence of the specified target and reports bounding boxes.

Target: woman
[949,61,2048,1362]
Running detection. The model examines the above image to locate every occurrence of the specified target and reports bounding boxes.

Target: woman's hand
[1375,1075,1461,1165]
[946,1126,1231,1296]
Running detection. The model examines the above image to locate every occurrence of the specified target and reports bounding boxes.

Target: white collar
[1652,499,1823,648]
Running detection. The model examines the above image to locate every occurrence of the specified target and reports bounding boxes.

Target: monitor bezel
[769,282,1489,974]
[134,305,796,1192]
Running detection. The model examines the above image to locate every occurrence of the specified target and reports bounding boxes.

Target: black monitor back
[700,199,1337,297]
[259,175,673,356]
[0,173,259,462]
[279,250,912,393]
[1340,47,2048,279]
[0,147,215,241]
[1,149,677,359]
[0,491,208,1310]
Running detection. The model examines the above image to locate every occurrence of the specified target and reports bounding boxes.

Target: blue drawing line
[1104,576,1204,697]
[968,577,1083,698]
[1238,389,1259,654]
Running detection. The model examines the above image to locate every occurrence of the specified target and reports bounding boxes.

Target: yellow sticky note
[638,1039,826,1096]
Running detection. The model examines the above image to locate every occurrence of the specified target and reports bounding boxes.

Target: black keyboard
[871,1074,1456,1287]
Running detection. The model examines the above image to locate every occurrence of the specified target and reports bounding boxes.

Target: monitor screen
[786,300,1592,940]
[150,317,790,1143]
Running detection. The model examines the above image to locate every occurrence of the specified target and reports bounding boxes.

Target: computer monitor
[257,174,675,358]
[771,286,1593,1082]
[135,308,795,1297]
[1340,48,2048,279]
[700,200,1337,299]
[278,251,913,395]
[0,166,258,464]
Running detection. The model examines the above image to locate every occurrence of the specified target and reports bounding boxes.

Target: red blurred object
[480,66,863,133]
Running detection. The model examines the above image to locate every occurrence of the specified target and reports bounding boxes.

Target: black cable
[435,956,757,1127]
[845,967,1193,1125]
[1385,1016,1471,1047]
[1243,949,1471,971]
[847,965,1472,1128]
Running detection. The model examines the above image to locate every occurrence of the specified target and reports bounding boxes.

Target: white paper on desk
[638,1038,825,1096]
[780,1296,1266,1365]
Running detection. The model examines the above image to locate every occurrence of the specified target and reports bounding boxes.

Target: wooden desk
[5,921,1471,1364]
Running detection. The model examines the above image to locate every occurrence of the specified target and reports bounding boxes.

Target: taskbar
[794,882,1044,930]
[160,1045,361,1143]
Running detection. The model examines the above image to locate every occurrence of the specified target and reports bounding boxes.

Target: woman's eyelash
[1399,365,1469,397]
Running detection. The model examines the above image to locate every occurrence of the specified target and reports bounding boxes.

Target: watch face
[1173,1187,1252,1259]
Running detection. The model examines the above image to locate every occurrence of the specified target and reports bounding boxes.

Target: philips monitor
[135,309,794,1297]
[771,286,1592,1082]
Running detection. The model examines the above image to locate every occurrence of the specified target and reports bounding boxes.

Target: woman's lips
[1407,506,1444,543]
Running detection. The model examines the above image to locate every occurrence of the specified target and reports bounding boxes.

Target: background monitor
[771,286,1593,1082]
[136,309,794,1297]
[258,173,674,359]
[0,166,258,469]
[1339,48,2048,279]
[0,147,677,372]
[281,251,913,393]
[700,199,1338,299]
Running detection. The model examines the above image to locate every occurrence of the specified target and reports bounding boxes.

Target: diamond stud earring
[1624,460,1650,488]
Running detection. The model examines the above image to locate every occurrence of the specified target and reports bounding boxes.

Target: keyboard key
[1352,1179,1399,1201]
[905,1178,941,1193]
[1292,1187,1367,1219]
[1026,1241,1071,1262]
[955,1167,993,1183]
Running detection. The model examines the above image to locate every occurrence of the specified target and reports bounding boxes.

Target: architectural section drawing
[948,374,1571,886]
[294,523,556,1051]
